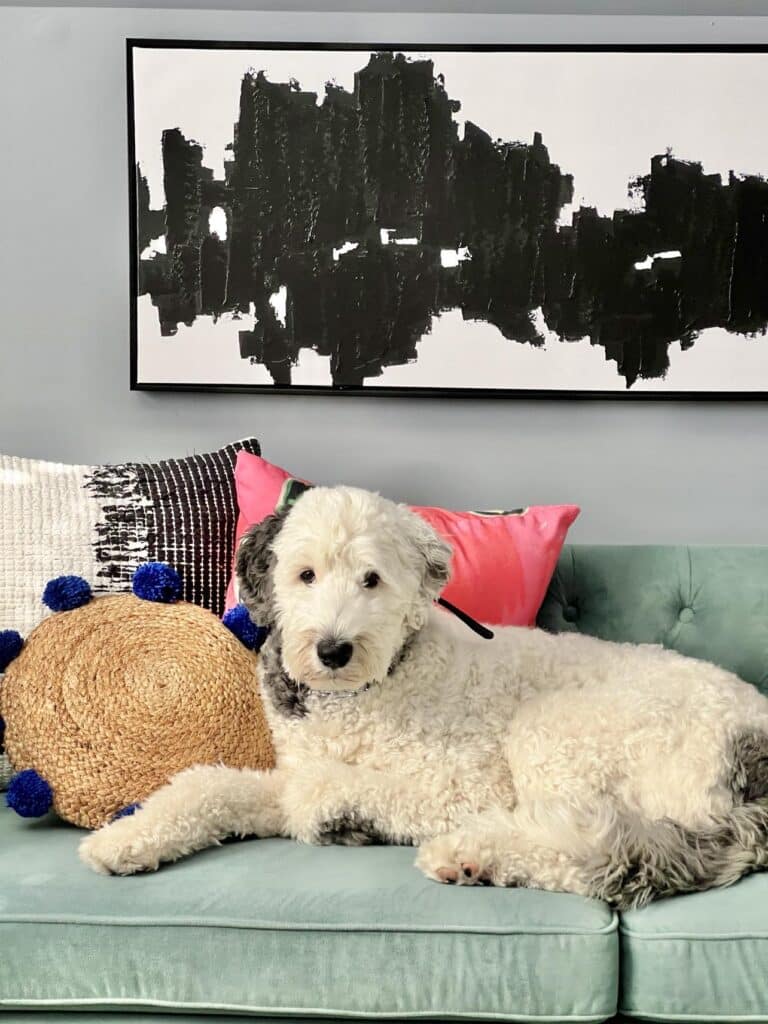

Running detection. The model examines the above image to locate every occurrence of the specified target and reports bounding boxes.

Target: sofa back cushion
[538,545,768,691]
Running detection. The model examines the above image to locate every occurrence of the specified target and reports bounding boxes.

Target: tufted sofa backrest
[537,546,768,693]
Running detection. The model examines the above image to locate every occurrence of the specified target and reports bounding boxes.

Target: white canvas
[131,45,768,395]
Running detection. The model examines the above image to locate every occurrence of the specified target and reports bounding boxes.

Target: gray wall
[1,5,767,543]
[8,1,768,12]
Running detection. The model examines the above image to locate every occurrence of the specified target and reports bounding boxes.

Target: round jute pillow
[1,587,274,829]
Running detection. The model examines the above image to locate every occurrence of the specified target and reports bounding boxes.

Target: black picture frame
[127,38,768,400]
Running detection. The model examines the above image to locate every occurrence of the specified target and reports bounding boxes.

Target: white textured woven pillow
[0,438,260,638]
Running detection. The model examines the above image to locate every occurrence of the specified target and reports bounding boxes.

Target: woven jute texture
[1,595,274,829]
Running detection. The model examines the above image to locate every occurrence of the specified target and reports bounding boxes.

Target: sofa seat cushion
[0,808,618,1021]
[620,872,768,1020]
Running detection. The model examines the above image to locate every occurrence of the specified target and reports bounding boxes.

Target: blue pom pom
[0,629,23,671]
[132,562,182,603]
[6,769,53,818]
[42,575,92,612]
[112,802,141,821]
[222,604,268,651]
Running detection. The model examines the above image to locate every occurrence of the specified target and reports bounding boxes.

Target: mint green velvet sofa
[2,546,768,1023]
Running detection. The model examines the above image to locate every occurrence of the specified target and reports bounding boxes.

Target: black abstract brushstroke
[136,167,165,254]
[136,51,768,389]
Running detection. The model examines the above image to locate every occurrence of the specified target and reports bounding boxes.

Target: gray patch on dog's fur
[730,731,768,802]
[259,635,309,719]
[317,811,387,846]
[317,809,414,847]
[236,506,290,629]
[236,505,313,718]
[269,671,311,719]
[387,632,417,677]
[408,516,452,601]
[587,798,768,910]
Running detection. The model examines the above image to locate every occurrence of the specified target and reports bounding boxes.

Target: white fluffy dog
[80,487,768,907]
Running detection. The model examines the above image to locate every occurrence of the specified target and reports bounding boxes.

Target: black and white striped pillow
[0,437,261,638]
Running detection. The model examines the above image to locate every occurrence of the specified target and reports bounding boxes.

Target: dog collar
[311,681,373,701]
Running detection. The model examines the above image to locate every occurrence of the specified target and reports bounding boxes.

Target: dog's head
[236,486,451,691]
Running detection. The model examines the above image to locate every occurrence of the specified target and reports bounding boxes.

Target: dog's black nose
[317,640,353,669]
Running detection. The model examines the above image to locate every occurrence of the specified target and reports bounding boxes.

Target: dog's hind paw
[416,834,494,886]
[437,860,486,884]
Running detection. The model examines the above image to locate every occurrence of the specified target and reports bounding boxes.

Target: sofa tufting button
[678,607,695,624]
[563,604,579,623]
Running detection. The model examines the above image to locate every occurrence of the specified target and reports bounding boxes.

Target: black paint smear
[136,167,165,254]
[137,51,768,389]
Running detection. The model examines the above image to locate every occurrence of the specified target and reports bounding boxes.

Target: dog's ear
[404,511,452,602]
[235,508,289,627]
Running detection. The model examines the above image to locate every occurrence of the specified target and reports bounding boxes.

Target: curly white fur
[80,486,768,907]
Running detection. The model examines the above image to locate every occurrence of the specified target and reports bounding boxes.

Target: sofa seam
[0,998,616,1021]
[0,913,619,935]
[619,1012,768,1021]
[620,928,768,941]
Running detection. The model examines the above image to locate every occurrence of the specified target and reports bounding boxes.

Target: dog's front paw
[416,833,494,886]
[79,818,162,876]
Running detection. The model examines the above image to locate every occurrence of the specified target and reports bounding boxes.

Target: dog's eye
[362,572,380,589]
[299,569,316,584]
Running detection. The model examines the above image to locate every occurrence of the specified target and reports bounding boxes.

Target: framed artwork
[128,41,768,398]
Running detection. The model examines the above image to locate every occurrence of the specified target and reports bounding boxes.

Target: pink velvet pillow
[227,452,579,627]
